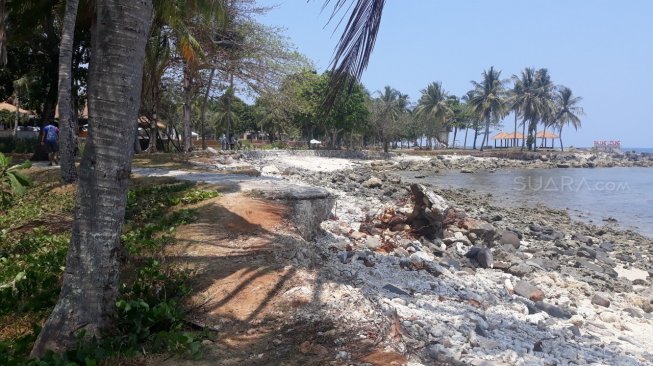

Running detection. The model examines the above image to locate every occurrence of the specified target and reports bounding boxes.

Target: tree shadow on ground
[148,189,647,366]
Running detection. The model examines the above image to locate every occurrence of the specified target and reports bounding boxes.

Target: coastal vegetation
[0,0,602,363]
[0,2,583,156]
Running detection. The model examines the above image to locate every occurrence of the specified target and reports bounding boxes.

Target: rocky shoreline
[194,150,653,365]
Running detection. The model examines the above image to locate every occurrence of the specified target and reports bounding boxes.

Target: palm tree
[468,67,508,151]
[511,68,539,150]
[30,0,154,356]
[57,0,80,183]
[371,86,408,152]
[554,86,584,151]
[529,68,555,151]
[415,81,452,149]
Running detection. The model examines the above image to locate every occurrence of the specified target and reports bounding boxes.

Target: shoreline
[228,150,653,365]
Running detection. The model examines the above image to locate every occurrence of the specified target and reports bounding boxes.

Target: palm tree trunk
[473,126,479,150]
[452,126,458,148]
[540,124,547,148]
[57,0,80,184]
[480,118,490,152]
[182,62,193,152]
[200,68,215,150]
[521,119,526,151]
[558,126,564,152]
[513,111,518,148]
[463,128,468,149]
[31,0,152,356]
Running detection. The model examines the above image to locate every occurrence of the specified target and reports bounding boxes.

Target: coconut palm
[529,68,555,151]
[371,86,408,152]
[554,86,584,151]
[321,0,386,110]
[511,68,539,150]
[57,0,80,183]
[30,0,154,356]
[468,67,508,151]
[415,81,452,148]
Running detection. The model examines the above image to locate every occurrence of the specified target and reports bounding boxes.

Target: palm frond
[320,0,386,111]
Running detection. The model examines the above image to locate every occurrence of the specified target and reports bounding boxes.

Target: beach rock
[572,233,593,244]
[624,307,643,318]
[514,280,545,302]
[509,263,533,277]
[499,230,521,248]
[394,247,409,257]
[363,176,383,188]
[409,184,452,238]
[460,218,496,243]
[599,311,618,323]
[592,294,611,308]
[383,284,410,296]
[365,237,383,250]
[409,251,434,268]
[261,165,281,174]
[465,246,493,268]
[535,301,573,319]
[577,245,597,259]
[349,231,366,240]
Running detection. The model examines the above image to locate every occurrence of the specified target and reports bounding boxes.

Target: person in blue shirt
[41,122,59,166]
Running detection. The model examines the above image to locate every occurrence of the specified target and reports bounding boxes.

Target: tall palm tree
[31,0,154,356]
[529,68,555,151]
[511,68,539,150]
[554,86,584,151]
[57,0,80,183]
[372,86,408,152]
[468,66,508,151]
[415,81,452,149]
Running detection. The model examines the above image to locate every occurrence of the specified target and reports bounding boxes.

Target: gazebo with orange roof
[536,130,559,149]
[492,131,525,148]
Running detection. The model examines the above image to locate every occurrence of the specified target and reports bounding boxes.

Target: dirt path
[149,192,406,366]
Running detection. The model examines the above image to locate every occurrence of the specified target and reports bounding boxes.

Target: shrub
[0,152,32,208]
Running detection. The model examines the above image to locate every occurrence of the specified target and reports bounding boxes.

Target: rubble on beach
[197,150,653,365]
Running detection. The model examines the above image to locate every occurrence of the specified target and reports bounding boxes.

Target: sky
[256,0,653,148]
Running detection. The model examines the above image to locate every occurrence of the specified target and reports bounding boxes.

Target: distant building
[594,140,621,152]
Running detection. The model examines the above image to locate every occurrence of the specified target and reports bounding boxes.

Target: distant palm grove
[0,2,583,157]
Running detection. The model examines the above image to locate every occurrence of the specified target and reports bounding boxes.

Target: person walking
[41,121,60,166]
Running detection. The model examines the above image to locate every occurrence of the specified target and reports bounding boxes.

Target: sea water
[404,167,653,237]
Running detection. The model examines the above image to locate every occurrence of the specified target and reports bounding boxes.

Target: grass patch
[0,169,221,365]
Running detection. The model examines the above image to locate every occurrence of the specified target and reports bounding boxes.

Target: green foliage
[0,230,70,315]
[0,152,32,208]
[0,179,220,365]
